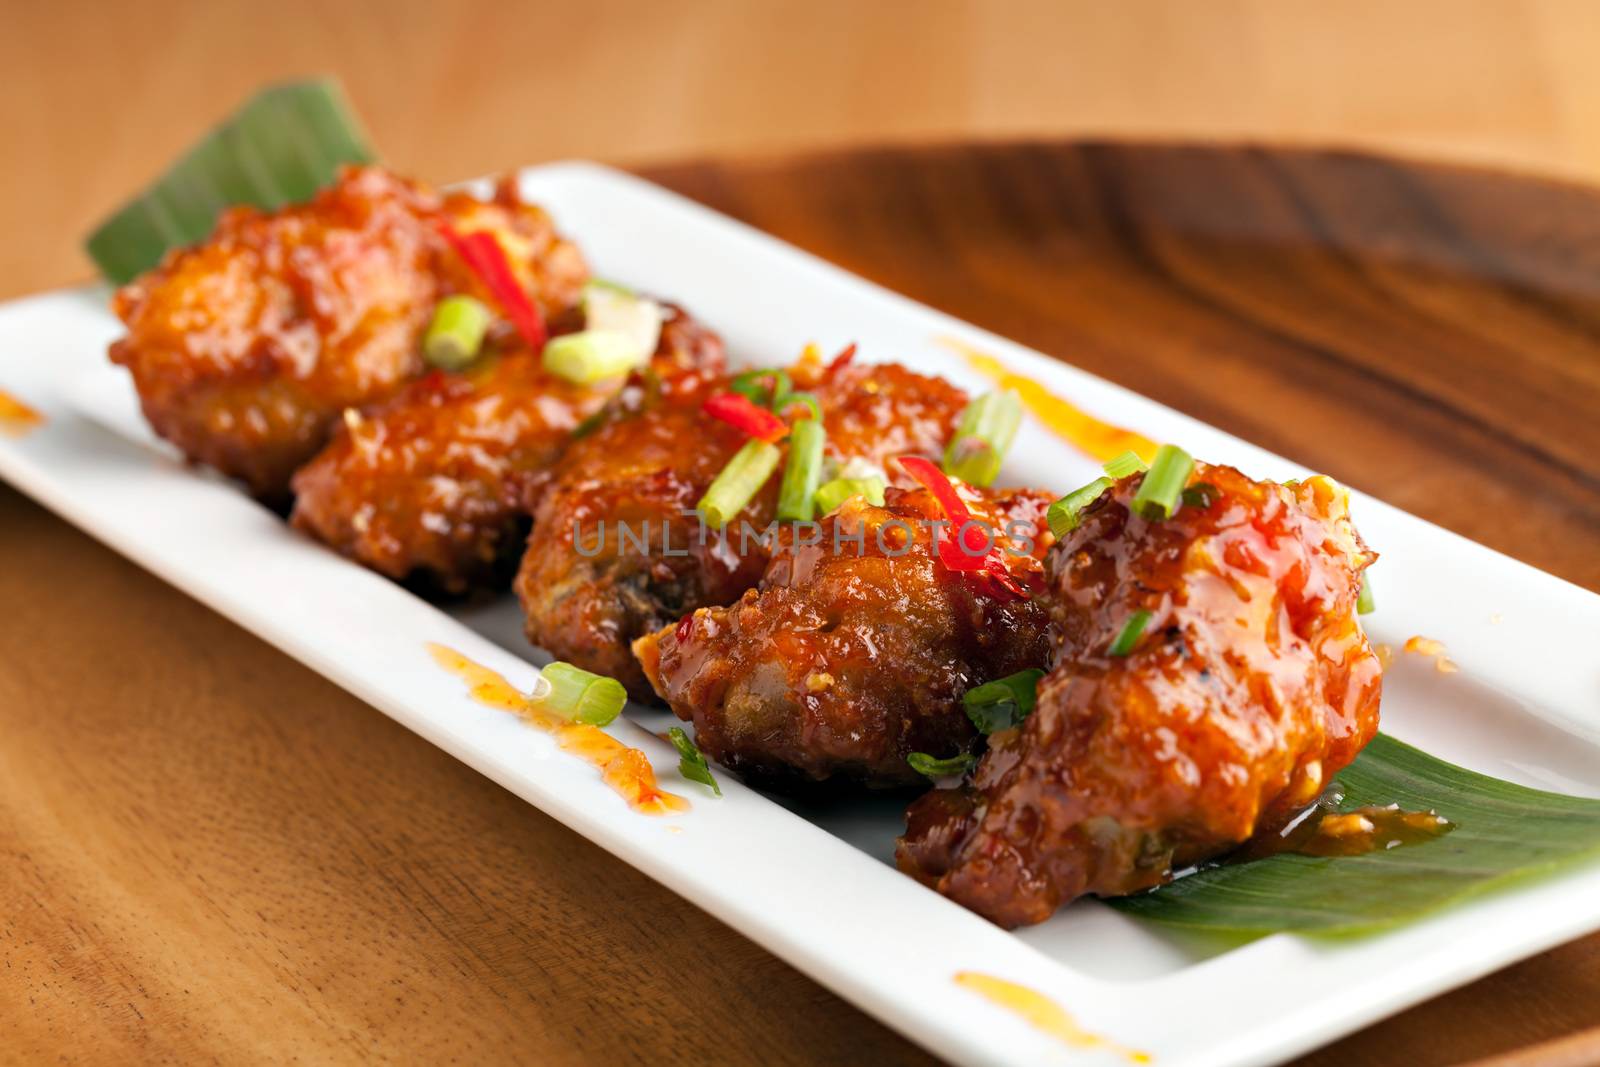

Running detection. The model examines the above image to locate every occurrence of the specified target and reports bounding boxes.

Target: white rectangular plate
[4,162,1599,1067]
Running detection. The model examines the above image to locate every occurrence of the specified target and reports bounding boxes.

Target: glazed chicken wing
[897,464,1381,928]
[635,484,1056,791]
[515,354,969,700]
[288,305,723,593]
[110,166,587,500]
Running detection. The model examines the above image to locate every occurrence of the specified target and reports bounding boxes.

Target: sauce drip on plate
[953,972,1150,1063]
[938,337,1156,462]
[428,643,689,815]
[0,389,43,435]
[1230,786,1453,863]
[1404,635,1459,674]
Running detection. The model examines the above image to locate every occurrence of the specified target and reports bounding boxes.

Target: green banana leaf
[85,78,375,285]
[1107,733,1600,935]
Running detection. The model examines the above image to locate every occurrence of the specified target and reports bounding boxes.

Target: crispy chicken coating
[897,465,1381,928]
[288,305,724,594]
[109,166,587,501]
[515,354,969,700]
[635,484,1056,792]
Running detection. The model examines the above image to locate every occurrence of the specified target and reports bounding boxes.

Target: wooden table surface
[10,0,1600,301]
[5,141,1600,1065]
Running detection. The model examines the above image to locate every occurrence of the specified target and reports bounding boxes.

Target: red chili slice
[827,342,857,373]
[896,455,989,569]
[702,392,788,442]
[981,556,1032,603]
[437,223,548,351]
[897,455,1031,601]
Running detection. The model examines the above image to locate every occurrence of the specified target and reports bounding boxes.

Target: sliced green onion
[814,476,887,515]
[582,280,663,358]
[963,668,1046,734]
[582,278,635,299]
[775,390,821,421]
[85,79,376,285]
[698,439,782,527]
[538,662,627,726]
[423,295,492,370]
[1046,476,1113,538]
[1181,482,1218,509]
[1358,574,1376,615]
[729,369,792,409]
[1130,444,1194,521]
[777,418,826,521]
[908,751,979,780]
[943,389,1023,487]
[1108,609,1153,657]
[668,727,722,796]
[570,408,609,440]
[1102,450,1147,479]
[542,330,649,385]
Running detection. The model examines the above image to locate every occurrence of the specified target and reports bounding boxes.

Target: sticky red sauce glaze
[1229,789,1452,862]
[636,483,1056,792]
[428,643,688,815]
[898,465,1382,928]
[109,166,588,501]
[288,305,724,594]
[516,352,969,701]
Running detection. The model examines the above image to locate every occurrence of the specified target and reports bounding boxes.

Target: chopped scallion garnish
[538,662,627,726]
[542,330,649,385]
[1181,482,1218,509]
[776,390,821,421]
[1358,574,1376,615]
[813,476,887,515]
[582,280,663,358]
[729,368,793,409]
[907,751,979,780]
[1102,450,1147,479]
[698,439,782,527]
[1108,609,1153,657]
[423,295,493,371]
[963,668,1046,734]
[777,417,826,521]
[1046,477,1113,538]
[668,727,722,796]
[1130,444,1194,521]
[943,389,1023,487]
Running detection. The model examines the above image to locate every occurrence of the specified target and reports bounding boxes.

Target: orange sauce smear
[1403,635,1459,674]
[0,389,43,436]
[428,643,689,815]
[938,337,1157,462]
[954,972,1150,1064]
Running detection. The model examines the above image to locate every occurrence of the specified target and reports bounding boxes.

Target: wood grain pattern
[9,0,1600,301]
[3,143,1599,1066]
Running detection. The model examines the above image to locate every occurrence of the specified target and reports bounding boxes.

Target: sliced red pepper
[702,391,788,442]
[437,223,547,351]
[827,342,857,373]
[896,455,989,569]
[981,556,1032,603]
[898,455,1031,601]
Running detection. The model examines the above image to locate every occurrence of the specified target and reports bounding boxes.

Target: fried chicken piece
[897,465,1382,928]
[634,484,1055,791]
[288,305,724,594]
[109,166,588,501]
[515,354,969,700]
